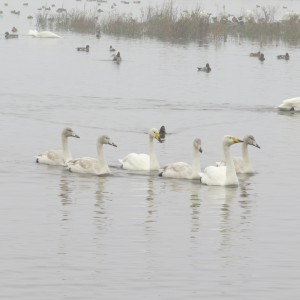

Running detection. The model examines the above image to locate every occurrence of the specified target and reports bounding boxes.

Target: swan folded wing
[67,157,96,173]
[200,166,226,185]
[37,149,64,165]
[162,162,192,179]
[120,153,150,170]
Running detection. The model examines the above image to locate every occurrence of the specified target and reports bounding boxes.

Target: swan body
[159,138,202,179]
[200,135,243,186]
[28,30,61,38]
[277,97,300,111]
[216,135,260,174]
[36,128,80,166]
[119,128,161,170]
[67,135,117,175]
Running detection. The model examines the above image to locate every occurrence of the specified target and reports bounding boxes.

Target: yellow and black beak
[232,137,243,143]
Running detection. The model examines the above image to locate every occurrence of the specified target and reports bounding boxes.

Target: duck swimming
[113,51,122,62]
[249,51,260,57]
[277,53,289,60]
[197,63,211,73]
[259,53,265,61]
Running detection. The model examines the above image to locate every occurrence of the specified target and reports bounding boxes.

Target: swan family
[36,128,261,186]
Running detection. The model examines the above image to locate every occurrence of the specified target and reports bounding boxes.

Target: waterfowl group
[77,45,90,52]
[216,135,260,174]
[36,128,260,186]
[5,32,18,39]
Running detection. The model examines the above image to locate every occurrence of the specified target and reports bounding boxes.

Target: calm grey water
[1,0,300,299]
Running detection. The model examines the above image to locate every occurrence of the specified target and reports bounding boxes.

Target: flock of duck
[197,50,290,73]
[36,127,261,187]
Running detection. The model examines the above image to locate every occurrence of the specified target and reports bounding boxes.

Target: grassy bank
[36,2,300,43]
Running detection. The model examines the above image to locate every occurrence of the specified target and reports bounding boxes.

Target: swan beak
[253,142,260,149]
[109,142,117,147]
[155,133,162,143]
[73,134,80,138]
[199,147,203,153]
[232,137,243,143]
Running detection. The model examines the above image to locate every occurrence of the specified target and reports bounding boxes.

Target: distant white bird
[119,128,161,170]
[66,135,117,175]
[28,29,61,38]
[277,97,300,111]
[159,138,202,179]
[36,128,80,165]
[199,135,243,186]
[216,135,260,174]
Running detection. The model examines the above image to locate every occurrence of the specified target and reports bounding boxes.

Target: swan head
[223,135,243,146]
[149,128,161,142]
[99,135,117,147]
[244,135,260,148]
[62,127,80,139]
[193,138,203,153]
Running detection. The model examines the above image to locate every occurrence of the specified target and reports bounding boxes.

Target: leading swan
[216,135,260,174]
[199,135,243,186]
[119,128,161,170]
[159,138,202,179]
[36,127,80,166]
[66,135,117,175]
[277,97,300,111]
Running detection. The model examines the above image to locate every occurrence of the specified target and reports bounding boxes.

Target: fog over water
[1,0,300,299]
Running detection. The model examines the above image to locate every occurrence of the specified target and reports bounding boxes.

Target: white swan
[277,97,300,111]
[36,127,80,166]
[199,135,243,186]
[216,135,260,174]
[28,29,61,38]
[119,128,161,170]
[66,135,117,175]
[159,138,202,179]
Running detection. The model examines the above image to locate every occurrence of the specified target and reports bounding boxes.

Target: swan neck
[148,136,159,170]
[192,147,201,174]
[223,143,236,182]
[97,142,108,168]
[62,134,72,162]
[242,143,253,171]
